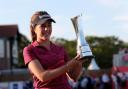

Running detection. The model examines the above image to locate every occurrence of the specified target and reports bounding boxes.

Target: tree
[86,36,127,68]
[54,36,128,68]
[17,35,128,69]
[17,33,30,68]
[51,37,77,59]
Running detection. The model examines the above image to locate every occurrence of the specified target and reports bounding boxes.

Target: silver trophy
[71,15,94,60]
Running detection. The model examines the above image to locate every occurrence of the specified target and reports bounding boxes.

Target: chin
[41,38,50,42]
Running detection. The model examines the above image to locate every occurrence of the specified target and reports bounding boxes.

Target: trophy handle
[71,16,79,38]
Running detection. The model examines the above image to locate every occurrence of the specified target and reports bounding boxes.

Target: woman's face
[34,21,52,42]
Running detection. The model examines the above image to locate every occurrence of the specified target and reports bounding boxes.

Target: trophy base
[80,55,94,60]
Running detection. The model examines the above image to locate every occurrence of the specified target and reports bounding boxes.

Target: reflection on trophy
[71,15,93,60]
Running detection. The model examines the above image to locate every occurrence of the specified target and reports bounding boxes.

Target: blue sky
[0,0,128,42]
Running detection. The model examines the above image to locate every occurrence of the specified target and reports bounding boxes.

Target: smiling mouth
[42,33,49,38]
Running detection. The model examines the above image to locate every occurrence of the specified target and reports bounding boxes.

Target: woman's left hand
[74,54,87,64]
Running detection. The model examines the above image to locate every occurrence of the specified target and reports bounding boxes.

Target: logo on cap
[39,16,44,19]
[39,15,51,19]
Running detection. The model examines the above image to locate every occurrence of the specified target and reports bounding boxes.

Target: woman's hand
[66,54,84,81]
[74,54,87,64]
[66,54,85,70]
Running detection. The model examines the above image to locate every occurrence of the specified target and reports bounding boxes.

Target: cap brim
[37,18,55,25]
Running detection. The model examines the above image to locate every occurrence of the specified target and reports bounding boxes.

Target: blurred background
[0,0,128,89]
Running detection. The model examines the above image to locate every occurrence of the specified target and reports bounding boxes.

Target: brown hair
[30,24,36,42]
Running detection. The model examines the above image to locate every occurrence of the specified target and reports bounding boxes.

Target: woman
[23,11,85,89]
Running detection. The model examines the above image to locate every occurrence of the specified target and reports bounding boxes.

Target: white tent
[88,58,100,70]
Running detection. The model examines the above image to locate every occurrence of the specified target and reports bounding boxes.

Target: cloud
[82,15,93,21]
[96,0,120,7]
[113,15,128,22]
[122,24,128,31]
[54,15,67,21]
[112,15,128,34]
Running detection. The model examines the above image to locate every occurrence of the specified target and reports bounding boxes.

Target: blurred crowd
[68,69,128,89]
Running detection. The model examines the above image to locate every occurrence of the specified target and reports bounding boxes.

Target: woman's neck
[37,40,51,50]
